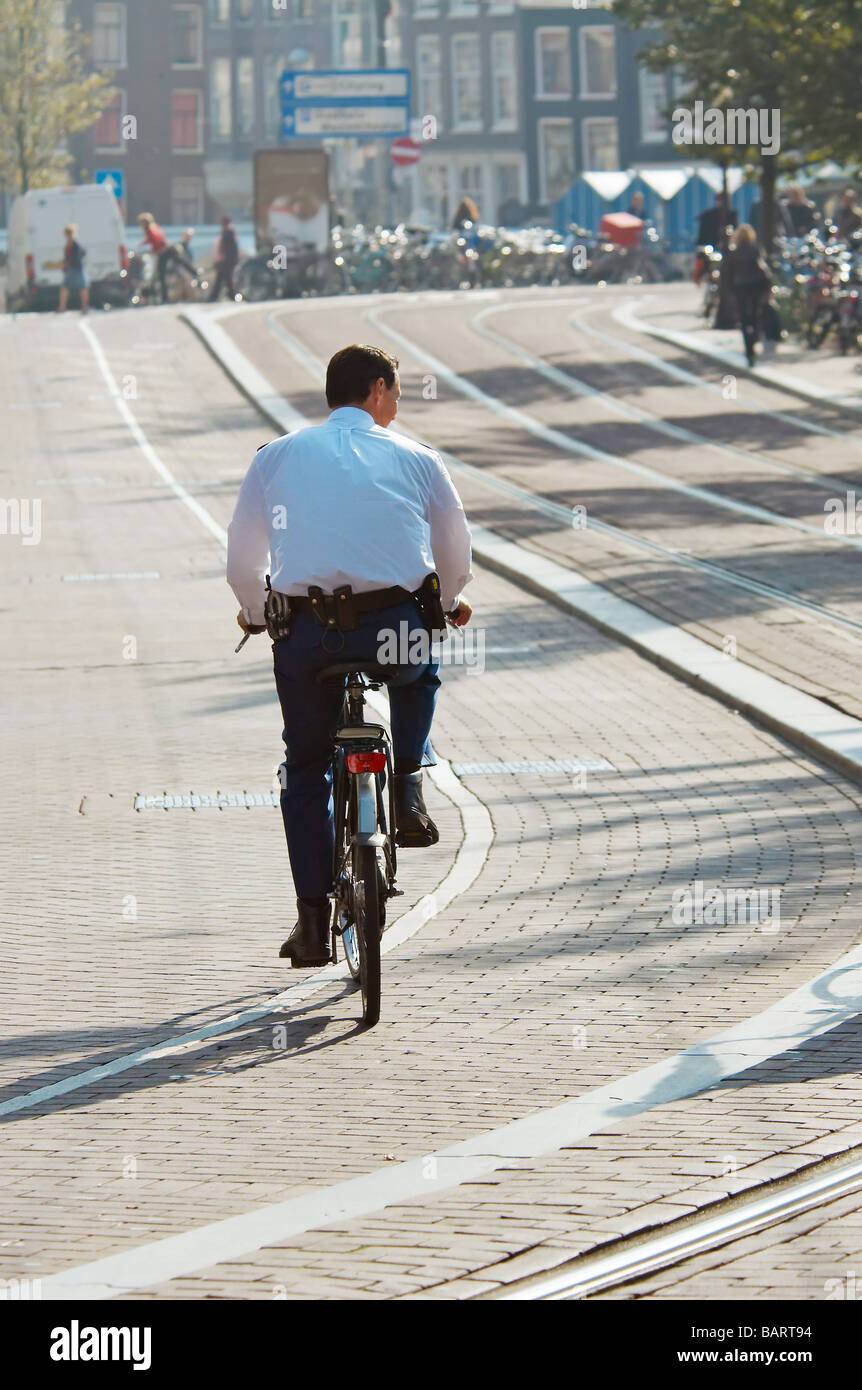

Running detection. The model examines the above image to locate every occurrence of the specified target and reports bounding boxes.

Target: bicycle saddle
[315,662,400,685]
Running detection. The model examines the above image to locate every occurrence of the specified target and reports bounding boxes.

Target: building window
[93,89,124,149]
[92,3,127,67]
[458,162,483,201]
[491,30,517,128]
[172,90,202,151]
[538,118,574,202]
[535,28,570,99]
[237,56,255,137]
[452,33,481,129]
[334,0,361,67]
[639,68,668,142]
[420,161,450,226]
[416,35,442,124]
[264,54,287,140]
[208,0,230,22]
[579,26,617,98]
[171,176,204,224]
[582,116,619,170]
[210,57,232,139]
[493,159,523,221]
[172,5,203,67]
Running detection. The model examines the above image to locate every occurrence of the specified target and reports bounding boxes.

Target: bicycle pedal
[387,887,405,898]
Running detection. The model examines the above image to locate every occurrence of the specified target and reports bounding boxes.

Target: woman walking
[725,223,771,367]
[58,225,89,314]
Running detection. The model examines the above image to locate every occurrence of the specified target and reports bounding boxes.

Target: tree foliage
[613,0,862,166]
[612,0,862,248]
[0,0,113,194]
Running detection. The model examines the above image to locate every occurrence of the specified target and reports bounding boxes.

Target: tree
[0,0,113,195]
[612,0,862,254]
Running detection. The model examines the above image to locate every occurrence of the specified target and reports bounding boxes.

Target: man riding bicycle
[226,345,473,966]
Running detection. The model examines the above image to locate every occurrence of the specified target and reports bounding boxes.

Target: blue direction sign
[95,169,124,200]
[280,68,410,140]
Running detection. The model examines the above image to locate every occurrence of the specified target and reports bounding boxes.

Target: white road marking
[362,305,842,544]
[472,301,855,495]
[35,477,105,486]
[191,303,862,761]
[62,571,160,582]
[608,300,862,442]
[2,751,491,1126]
[37,936,862,1298]
[0,318,495,1127]
[625,304,862,416]
[79,320,230,551]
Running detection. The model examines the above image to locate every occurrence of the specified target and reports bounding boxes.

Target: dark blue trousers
[272,599,440,899]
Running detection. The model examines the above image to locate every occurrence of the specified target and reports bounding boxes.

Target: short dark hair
[326,344,398,408]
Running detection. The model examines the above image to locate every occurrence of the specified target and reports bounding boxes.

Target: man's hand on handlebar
[236,610,266,635]
[447,600,472,628]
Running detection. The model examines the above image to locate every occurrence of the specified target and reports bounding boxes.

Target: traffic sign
[280,68,410,141]
[95,169,124,201]
[390,137,421,167]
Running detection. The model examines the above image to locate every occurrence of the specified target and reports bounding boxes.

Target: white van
[5,183,128,311]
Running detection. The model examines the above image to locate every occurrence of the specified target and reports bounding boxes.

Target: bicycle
[316,661,401,1028]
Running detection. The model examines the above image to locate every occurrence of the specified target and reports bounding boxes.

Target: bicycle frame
[331,674,397,932]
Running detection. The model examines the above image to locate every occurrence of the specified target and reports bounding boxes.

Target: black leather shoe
[393,771,439,848]
[279,898,331,967]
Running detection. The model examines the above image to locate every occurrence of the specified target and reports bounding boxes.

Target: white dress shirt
[226,406,474,625]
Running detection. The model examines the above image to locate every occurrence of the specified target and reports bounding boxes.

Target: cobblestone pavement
[1,293,861,1300]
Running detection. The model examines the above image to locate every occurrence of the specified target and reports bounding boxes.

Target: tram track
[473,1142,862,1300]
[258,306,862,647]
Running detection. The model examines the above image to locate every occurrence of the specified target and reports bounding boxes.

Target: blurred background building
[60,0,684,230]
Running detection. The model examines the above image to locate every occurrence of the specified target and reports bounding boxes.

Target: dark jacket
[215,224,239,267]
[781,199,819,236]
[726,243,770,293]
[696,205,737,247]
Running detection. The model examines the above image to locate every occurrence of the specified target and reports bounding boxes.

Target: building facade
[66,0,212,224]
[66,1,396,224]
[399,0,683,226]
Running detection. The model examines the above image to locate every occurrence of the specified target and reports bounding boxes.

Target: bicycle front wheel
[353,843,381,1027]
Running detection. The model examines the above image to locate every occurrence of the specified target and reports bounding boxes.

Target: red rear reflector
[120,243,128,270]
[346,752,386,773]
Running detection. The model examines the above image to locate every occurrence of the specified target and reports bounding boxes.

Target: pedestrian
[627,190,645,218]
[452,197,480,230]
[135,212,176,303]
[696,191,736,249]
[177,227,197,273]
[780,185,819,237]
[834,188,862,242]
[209,214,239,301]
[57,224,89,314]
[226,344,473,967]
[725,223,771,367]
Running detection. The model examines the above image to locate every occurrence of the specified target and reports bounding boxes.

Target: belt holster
[308,584,358,632]
[414,572,448,640]
[264,574,292,641]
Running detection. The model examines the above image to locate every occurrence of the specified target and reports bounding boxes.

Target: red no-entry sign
[389,137,421,167]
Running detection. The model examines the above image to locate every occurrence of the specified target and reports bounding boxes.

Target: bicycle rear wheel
[353,843,381,1027]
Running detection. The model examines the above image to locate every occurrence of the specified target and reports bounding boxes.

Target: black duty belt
[289,584,412,624]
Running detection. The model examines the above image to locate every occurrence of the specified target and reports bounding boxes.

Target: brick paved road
[1,292,861,1300]
[230,286,862,721]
